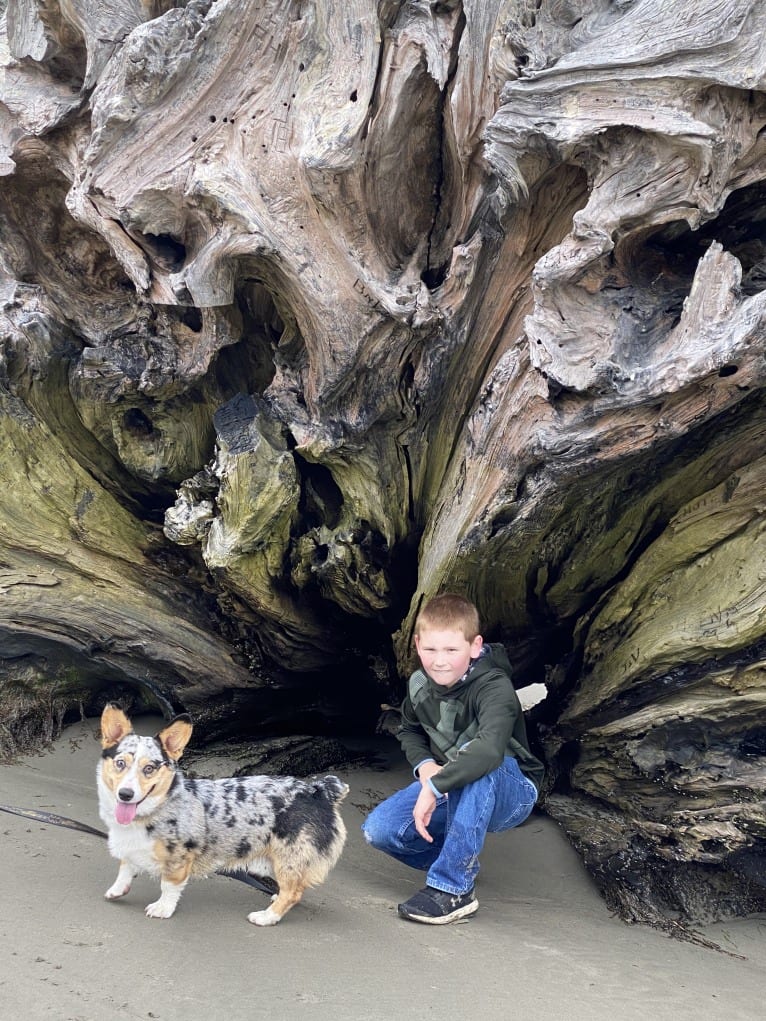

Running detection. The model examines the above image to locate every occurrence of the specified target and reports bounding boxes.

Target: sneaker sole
[398,898,479,924]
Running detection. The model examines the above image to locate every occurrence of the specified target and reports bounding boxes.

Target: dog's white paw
[247,907,281,927]
[105,881,131,900]
[145,899,176,919]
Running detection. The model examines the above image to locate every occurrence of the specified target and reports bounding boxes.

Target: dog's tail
[312,775,349,804]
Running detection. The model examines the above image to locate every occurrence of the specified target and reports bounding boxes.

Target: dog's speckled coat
[97,704,348,925]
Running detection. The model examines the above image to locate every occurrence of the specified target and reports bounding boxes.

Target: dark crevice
[644,179,766,297]
[400,439,416,528]
[122,407,158,438]
[180,307,203,332]
[139,233,187,272]
[213,278,281,396]
[419,6,466,291]
[294,455,344,530]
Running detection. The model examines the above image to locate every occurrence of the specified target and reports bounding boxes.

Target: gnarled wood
[2,0,766,925]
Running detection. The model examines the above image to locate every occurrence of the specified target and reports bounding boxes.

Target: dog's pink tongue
[115,801,137,825]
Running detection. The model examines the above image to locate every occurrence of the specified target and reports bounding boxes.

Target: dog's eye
[143,764,156,777]
[115,758,127,771]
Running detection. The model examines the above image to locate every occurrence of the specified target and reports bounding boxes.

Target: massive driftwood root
[1,0,766,924]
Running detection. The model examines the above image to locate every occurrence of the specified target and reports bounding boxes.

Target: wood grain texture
[2,0,766,924]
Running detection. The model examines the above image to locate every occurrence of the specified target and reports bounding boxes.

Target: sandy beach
[0,715,764,1021]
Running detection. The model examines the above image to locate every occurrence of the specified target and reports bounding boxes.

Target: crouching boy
[362,593,544,924]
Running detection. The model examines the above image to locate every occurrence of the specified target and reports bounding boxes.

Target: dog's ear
[100,704,133,748]
[157,715,193,761]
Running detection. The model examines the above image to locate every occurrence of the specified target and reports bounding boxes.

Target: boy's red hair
[414,593,481,641]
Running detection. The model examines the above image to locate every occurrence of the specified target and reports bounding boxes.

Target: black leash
[0,802,278,895]
[0,803,110,839]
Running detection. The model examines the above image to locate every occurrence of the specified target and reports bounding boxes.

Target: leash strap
[0,803,108,838]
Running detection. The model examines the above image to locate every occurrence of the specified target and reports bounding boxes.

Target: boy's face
[414,627,483,688]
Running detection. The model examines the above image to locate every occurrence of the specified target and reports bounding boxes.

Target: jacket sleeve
[431,673,520,794]
[396,693,435,772]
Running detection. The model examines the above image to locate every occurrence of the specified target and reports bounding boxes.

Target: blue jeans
[362,756,538,896]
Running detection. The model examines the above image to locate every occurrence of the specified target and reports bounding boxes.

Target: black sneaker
[397,886,478,924]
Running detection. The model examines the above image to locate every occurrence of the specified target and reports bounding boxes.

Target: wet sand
[0,716,764,1021]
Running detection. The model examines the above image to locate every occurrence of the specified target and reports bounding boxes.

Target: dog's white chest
[107,821,160,875]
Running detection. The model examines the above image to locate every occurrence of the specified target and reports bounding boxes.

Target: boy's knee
[361,815,380,846]
[362,807,399,851]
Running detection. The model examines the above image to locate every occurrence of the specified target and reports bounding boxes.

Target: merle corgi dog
[97,704,348,925]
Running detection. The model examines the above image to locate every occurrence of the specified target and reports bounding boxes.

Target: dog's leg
[145,860,193,919]
[105,860,137,900]
[247,876,306,927]
[145,876,189,919]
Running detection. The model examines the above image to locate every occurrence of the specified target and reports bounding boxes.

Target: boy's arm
[430,674,519,794]
[399,706,443,840]
[396,695,436,772]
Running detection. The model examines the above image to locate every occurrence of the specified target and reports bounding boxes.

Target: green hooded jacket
[397,643,545,795]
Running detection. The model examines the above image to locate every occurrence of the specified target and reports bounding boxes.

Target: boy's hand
[413,784,437,842]
[413,763,443,842]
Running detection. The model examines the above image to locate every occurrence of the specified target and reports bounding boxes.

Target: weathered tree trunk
[2,0,766,928]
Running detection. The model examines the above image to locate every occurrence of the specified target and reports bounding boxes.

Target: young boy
[362,593,544,924]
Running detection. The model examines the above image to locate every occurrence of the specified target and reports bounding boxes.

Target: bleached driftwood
[1,0,766,925]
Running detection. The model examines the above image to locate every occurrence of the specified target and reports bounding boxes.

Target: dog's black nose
[118,789,134,802]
